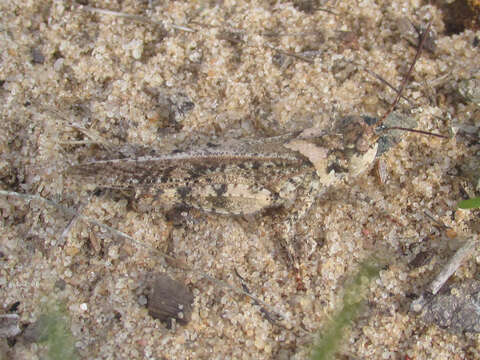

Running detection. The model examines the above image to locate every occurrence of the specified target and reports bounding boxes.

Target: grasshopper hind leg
[272,172,323,289]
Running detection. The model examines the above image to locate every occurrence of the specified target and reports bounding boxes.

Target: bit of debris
[411,236,479,314]
[420,279,480,333]
[146,274,194,327]
[0,314,21,338]
[31,47,45,65]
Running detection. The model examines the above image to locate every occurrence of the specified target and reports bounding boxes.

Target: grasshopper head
[336,115,378,154]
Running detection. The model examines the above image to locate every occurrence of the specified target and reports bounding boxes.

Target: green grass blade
[310,259,381,360]
[31,303,78,360]
[458,197,480,209]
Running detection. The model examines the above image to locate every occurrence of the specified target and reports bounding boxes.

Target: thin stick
[423,210,452,229]
[429,237,479,295]
[263,43,315,64]
[59,201,86,245]
[78,5,196,33]
[410,235,479,312]
[361,65,414,106]
[234,268,281,324]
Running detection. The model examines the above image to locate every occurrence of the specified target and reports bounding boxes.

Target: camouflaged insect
[69,113,413,269]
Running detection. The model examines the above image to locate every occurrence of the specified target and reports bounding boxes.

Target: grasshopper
[67,22,440,281]
[70,118,382,245]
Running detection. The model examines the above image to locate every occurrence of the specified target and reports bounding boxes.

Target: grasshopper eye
[337,115,376,154]
[355,133,371,153]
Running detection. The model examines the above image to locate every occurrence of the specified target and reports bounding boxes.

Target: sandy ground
[1,0,480,359]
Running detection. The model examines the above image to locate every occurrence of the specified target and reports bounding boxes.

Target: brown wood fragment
[147,274,194,327]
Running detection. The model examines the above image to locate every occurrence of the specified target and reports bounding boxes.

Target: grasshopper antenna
[379,20,432,125]
[377,20,448,139]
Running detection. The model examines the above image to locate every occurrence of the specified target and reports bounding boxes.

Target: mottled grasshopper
[68,115,418,277]
[70,118,373,230]
[68,23,437,275]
